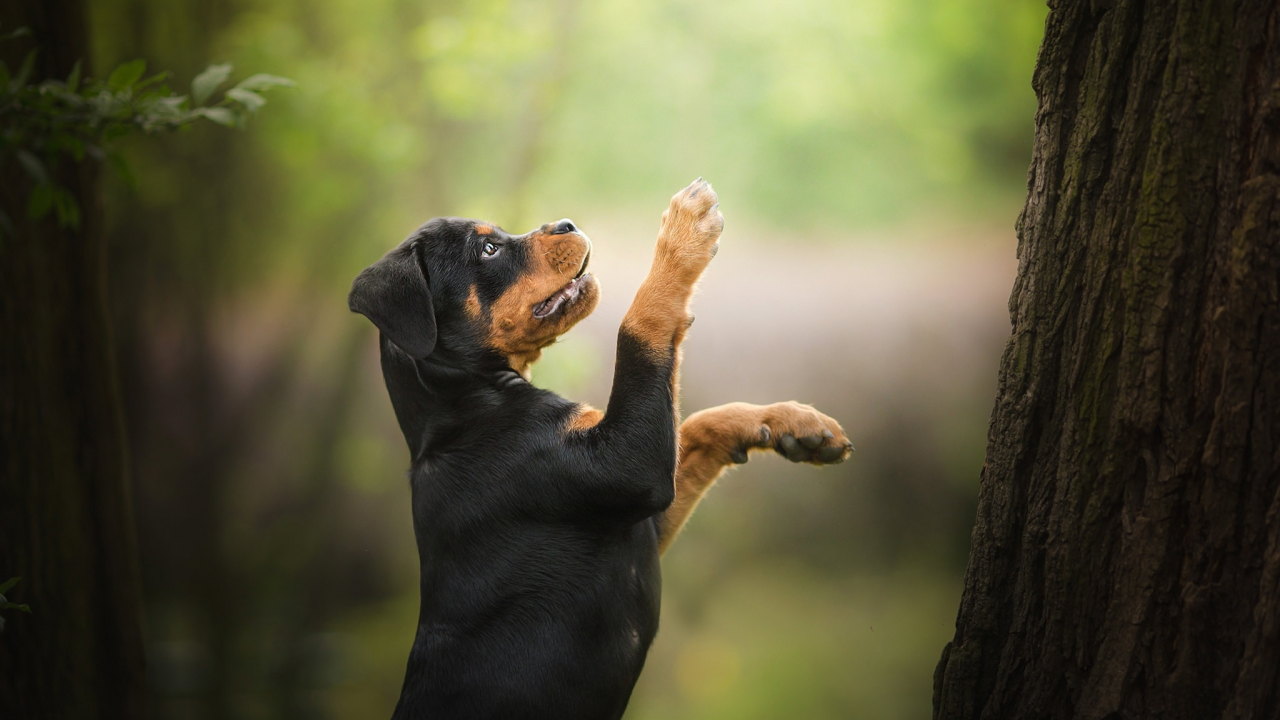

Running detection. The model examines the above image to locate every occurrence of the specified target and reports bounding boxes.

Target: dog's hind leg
[658,402,853,555]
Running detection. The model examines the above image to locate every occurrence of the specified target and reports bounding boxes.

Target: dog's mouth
[532,252,591,320]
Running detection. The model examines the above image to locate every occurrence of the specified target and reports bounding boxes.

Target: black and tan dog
[349,179,851,720]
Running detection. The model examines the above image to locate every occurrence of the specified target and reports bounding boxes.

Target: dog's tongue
[533,277,582,319]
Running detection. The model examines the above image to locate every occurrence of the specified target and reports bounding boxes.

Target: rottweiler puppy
[349,179,852,720]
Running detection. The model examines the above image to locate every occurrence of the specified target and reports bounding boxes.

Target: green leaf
[196,106,237,126]
[108,59,147,91]
[225,87,265,113]
[144,94,189,120]
[0,577,18,595]
[233,73,296,92]
[13,49,35,88]
[15,150,48,185]
[66,60,81,91]
[53,187,81,229]
[0,62,11,89]
[28,183,54,219]
[1,27,31,42]
[192,63,233,105]
[134,71,170,92]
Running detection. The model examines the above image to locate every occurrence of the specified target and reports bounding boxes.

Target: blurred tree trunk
[933,1,1280,718]
[0,0,147,717]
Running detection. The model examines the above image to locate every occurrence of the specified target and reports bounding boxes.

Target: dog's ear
[349,242,437,358]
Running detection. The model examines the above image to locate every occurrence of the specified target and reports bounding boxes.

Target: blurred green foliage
[84,0,1045,718]
[0,576,32,635]
[0,25,292,231]
[90,0,1043,292]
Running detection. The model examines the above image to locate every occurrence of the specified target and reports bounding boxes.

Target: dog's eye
[481,241,500,258]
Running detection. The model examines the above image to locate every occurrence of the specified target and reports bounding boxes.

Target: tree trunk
[933,1,1280,718]
[0,0,147,717]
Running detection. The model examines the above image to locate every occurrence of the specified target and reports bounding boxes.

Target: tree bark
[933,1,1280,718]
[0,0,147,717]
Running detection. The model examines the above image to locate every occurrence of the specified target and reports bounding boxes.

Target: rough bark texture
[0,0,147,717]
[933,1,1280,718]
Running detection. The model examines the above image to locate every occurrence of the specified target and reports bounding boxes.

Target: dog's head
[349,217,600,377]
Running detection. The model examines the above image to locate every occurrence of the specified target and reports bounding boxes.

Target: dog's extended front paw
[657,178,724,282]
[757,402,853,465]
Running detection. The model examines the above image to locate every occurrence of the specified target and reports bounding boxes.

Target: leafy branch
[0,27,294,231]
[0,577,31,634]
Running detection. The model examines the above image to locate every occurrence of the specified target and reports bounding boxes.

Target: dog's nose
[551,219,577,235]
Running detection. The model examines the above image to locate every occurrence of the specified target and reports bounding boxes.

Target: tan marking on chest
[565,404,603,433]
[506,351,541,380]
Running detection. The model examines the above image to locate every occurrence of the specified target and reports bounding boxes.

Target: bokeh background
[86,0,1046,717]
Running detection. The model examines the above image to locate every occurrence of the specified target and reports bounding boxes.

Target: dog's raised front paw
[657,178,724,282]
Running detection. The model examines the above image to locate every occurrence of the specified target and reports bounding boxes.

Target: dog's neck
[504,350,541,380]
[378,335,537,461]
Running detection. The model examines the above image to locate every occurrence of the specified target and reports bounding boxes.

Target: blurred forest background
[84,0,1045,717]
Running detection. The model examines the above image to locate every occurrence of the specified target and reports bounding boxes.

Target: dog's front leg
[618,177,723,381]
[568,179,722,517]
[658,402,853,554]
